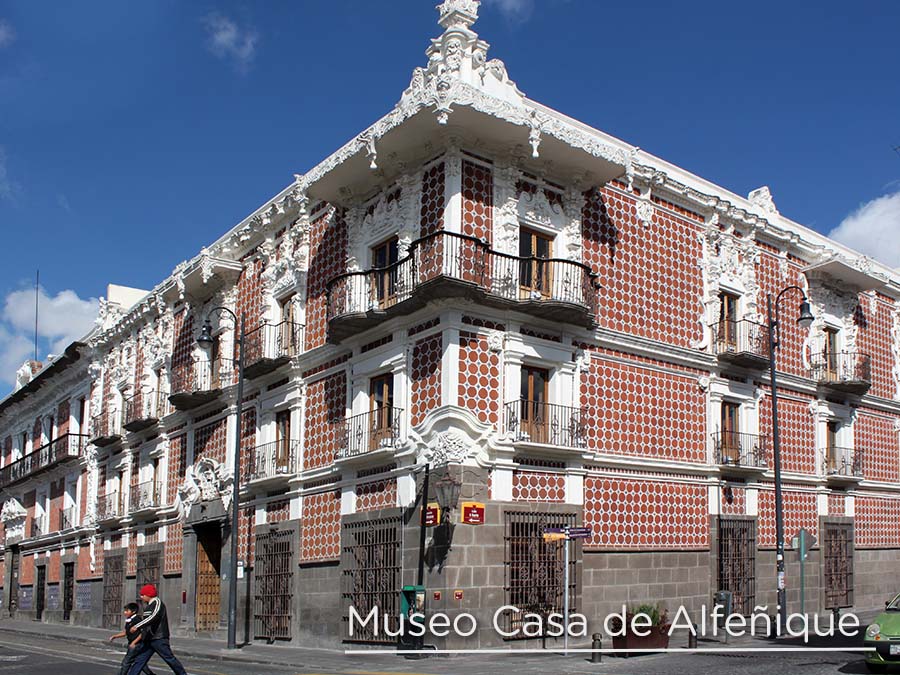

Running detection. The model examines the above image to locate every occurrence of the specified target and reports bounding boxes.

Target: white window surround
[810,400,854,474]
[706,378,760,462]
[349,349,407,422]
[503,333,577,410]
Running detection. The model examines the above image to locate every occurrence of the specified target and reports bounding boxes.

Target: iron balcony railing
[712,319,770,360]
[60,506,77,530]
[822,446,863,478]
[130,480,162,511]
[810,351,872,386]
[503,400,587,448]
[170,356,234,395]
[0,434,88,488]
[244,321,304,365]
[97,491,119,521]
[712,431,768,469]
[339,407,402,459]
[90,408,122,443]
[326,230,598,321]
[31,515,46,537]
[248,439,300,481]
[123,390,168,429]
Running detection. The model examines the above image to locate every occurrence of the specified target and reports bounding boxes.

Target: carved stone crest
[431,429,470,465]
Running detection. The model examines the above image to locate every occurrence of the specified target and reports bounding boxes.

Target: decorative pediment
[405,405,499,467]
[517,187,564,229]
[177,457,234,520]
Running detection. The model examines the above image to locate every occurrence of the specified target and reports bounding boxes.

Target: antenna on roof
[34,269,39,362]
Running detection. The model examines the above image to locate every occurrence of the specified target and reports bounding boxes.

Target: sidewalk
[0,617,344,669]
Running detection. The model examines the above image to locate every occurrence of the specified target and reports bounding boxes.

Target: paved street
[0,626,877,675]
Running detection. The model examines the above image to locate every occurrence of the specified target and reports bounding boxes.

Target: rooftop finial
[437,0,480,31]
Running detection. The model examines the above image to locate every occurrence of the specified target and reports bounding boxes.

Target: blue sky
[0,0,898,384]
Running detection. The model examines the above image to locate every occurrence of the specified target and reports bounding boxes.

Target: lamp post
[766,287,814,632]
[197,308,246,650]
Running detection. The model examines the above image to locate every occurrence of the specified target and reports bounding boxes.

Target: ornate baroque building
[1,1,899,647]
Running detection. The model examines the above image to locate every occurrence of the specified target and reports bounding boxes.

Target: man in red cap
[128,584,188,675]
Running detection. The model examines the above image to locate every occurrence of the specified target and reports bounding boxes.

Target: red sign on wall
[424,503,441,527]
[460,501,485,525]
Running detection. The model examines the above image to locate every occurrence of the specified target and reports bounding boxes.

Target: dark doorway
[35,566,46,621]
[63,562,75,621]
[8,546,19,616]
[195,523,222,632]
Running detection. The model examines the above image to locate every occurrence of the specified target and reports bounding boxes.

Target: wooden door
[520,366,550,443]
[826,421,840,473]
[369,374,394,450]
[824,327,839,376]
[371,238,399,308]
[718,292,739,349]
[721,402,740,462]
[195,526,222,631]
[279,295,298,356]
[519,228,553,298]
[275,409,292,472]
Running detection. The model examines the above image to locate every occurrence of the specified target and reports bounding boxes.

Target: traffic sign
[566,527,591,539]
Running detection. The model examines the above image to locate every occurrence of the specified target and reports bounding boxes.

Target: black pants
[118,645,156,675]
[128,639,186,675]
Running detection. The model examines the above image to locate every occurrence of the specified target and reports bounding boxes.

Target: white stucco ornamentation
[493,163,522,256]
[178,457,234,520]
[1,499,27,544]
[432,428,470,465]
[696,215,761,350]
[748,186,779,216]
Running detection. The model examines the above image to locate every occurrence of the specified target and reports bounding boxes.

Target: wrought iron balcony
[30,515,46,538]
[90,409,122,446]
[0,434,88,489]
[338,407,402,460]
[503,400,587,448]
[712,319,770,369]
[129,480,162,512]
[822,446,864,485]
[810,351,872,395]
[169,356,234,411]
[123,390,168,432]
[248,439,300,481]
[243,321,304,379]
[326,231,598,341]
[712,431,768,475]
[59,506,77,530]
[96,491,119,522]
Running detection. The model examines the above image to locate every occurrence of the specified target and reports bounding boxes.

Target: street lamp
[767,286,814,632]
[197,308,246,650]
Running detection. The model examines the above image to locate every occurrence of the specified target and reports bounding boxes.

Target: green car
[865,593,900,672]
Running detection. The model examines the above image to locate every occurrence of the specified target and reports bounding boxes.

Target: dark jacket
[124,614,142,643]
[132,597,171,641]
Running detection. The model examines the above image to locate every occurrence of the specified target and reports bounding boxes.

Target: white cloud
[0,20,14,49]
[828,190,900,269]
[0,286,99,388]
[202,14,258,73]
[0,146,22,203]
[483,0,535,22]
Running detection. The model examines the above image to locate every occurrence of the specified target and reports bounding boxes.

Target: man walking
[128,584,188,675]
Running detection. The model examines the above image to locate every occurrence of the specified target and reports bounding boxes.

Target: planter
[611,624,671,653]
